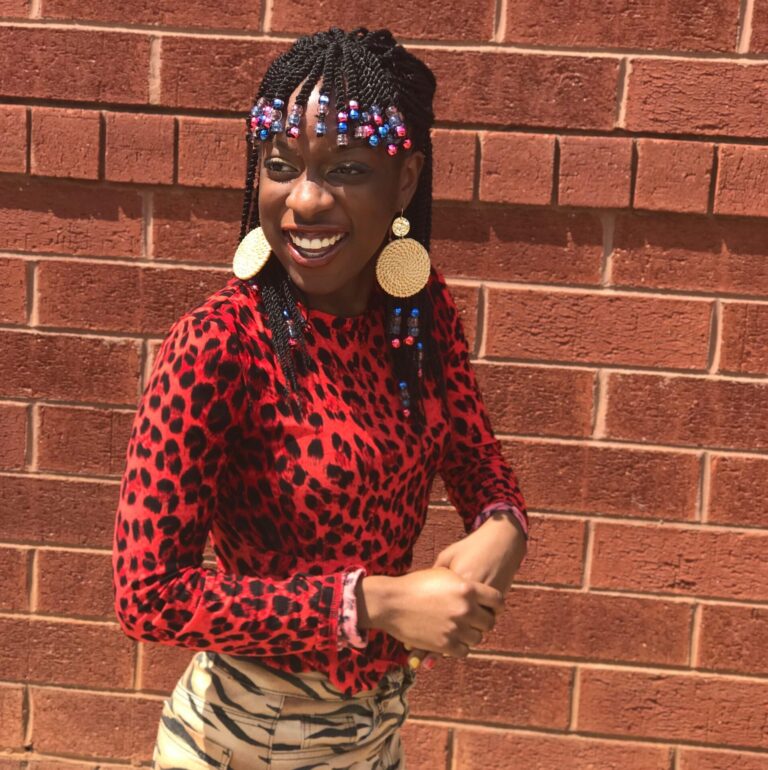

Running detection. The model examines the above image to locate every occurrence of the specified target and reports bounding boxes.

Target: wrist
[356,575,396,631]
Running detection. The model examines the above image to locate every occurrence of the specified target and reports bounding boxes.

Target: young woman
[112,26,529,770]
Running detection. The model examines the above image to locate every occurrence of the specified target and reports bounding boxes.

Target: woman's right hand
[356,567,503,657]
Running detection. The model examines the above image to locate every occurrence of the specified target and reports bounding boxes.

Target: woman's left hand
[406,513,526,671]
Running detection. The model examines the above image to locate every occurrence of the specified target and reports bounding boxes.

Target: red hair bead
[391,338,401,348]
[404,335,415,345]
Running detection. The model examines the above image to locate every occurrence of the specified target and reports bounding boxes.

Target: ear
[396,149,426,212]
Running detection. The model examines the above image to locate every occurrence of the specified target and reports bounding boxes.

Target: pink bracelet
[337,567,368,650]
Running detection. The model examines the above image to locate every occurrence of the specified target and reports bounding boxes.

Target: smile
[283,229,349,267]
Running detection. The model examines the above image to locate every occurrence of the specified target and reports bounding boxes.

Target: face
[257,82,425,315]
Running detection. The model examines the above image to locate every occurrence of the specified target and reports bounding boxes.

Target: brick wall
[1,2,767,769]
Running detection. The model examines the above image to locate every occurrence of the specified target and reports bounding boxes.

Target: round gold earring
[233,226,272,280]
[375,212,431,298]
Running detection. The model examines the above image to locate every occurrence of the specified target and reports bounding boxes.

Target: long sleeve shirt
[112,266,528,696]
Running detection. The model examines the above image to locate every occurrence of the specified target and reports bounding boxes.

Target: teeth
[288,232,345,250]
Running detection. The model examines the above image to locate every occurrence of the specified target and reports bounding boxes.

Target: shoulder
[154,277,250,375]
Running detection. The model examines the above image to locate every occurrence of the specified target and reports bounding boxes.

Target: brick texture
[4,8,768,768]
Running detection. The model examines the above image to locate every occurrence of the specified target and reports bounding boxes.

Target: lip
[283,229,349,268]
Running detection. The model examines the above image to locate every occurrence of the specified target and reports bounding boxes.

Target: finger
[459,626,484,647]
[447,640,471,658]
[467,604,497,633]
[407,648,430,670]
[473,583,505,614]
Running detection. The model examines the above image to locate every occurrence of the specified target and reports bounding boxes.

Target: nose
[284,173,335,220]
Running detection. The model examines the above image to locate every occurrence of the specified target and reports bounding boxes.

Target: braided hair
[239,27,441,426]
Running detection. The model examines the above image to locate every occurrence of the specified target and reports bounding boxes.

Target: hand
[380,567,504,657]
[408,513,527,670]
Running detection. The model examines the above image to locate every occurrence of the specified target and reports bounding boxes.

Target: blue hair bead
[272,98,284,109]
[368,134,380,147]
[378,125,389,137]
[410,308,419,317]
[337,121,348,133]
[349,108,359,120]
[319,94,330,105]
[394,306,402,315]
[399,381,407,389]
[258,128,269,141]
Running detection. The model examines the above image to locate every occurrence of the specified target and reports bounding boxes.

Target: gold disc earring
[375,212,431,297]
[233,226,272,280]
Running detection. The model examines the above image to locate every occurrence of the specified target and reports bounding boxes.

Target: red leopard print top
[112,266,528,696]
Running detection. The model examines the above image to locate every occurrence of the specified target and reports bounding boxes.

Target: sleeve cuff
[336,567,369,650]
[472,500,530,540]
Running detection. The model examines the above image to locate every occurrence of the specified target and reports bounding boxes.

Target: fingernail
[408,656,421,670]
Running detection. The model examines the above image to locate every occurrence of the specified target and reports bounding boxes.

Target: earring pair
[232,211,431,298]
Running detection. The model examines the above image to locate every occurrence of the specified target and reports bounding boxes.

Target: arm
[430,266,530,549]
[112,309,363,656]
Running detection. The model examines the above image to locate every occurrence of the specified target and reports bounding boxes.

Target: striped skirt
[151,651,417,770]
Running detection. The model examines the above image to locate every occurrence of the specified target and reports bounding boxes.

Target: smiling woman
[113,26,529,770]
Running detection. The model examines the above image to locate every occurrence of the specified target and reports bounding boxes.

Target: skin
[256,80,527,658]
[257,82,424,317]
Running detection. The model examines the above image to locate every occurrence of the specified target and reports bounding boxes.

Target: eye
[264,159,296,173]
[332,163,367,176]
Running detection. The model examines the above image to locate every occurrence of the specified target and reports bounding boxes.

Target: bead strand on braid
[237,27,442,423]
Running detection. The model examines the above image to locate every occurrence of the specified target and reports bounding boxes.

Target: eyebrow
[270,138,362,154]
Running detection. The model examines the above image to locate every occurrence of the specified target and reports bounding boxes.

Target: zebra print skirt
[151,651,417,770]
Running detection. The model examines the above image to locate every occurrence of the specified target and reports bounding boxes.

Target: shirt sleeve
[429,268,530,536]
[112,308,357,656]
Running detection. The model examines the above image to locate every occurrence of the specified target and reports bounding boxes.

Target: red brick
[432,129,476,202]
[30,107,100,180]
[416,507,586,587]
[0,105,27,173]
[0,177,142,257]
[680,748,768,770]
[635,139,714,214]
[401,723,450,770]
[698,604,768,676]
[476,364,595,438]
[456,729,672,770]
[479,132,554,205]
[271,1,494,41]
[605,372,768,452]
[139,644,195,693]
[709,455,768,529]
[0,476,118,547]
[0,402,26,469]
[715,145,768,217]
[41,0,261,28]
[558,136,632,208]
[485,588,692,665]
[626,59,768,138]
[421,50,620,130]
[485,287,712,369]
[153,187,242,262]
[0,27,149,104]
[32,688,161,760]
[433,204,602,285]
[408,656,571,728]
[720,302,768,375]
[36,549,114,618]
[612,212,768,297]
[38,260,228,335]
[0,684,24,749]
[0,331,140,403]
[0,0,29,15]
[37,405,134,477]
[0,617,133,689]
[505,0,738,51]
[752,2,768,53]
[177,117,245,189]
[159,37,289,110]
[578,668,768,749]
[446,283,480,351]
[591,521,768,601]
[0,256,27,324]
[503,438,699,521]
[105,112,174,185]
[0,546,28,612]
